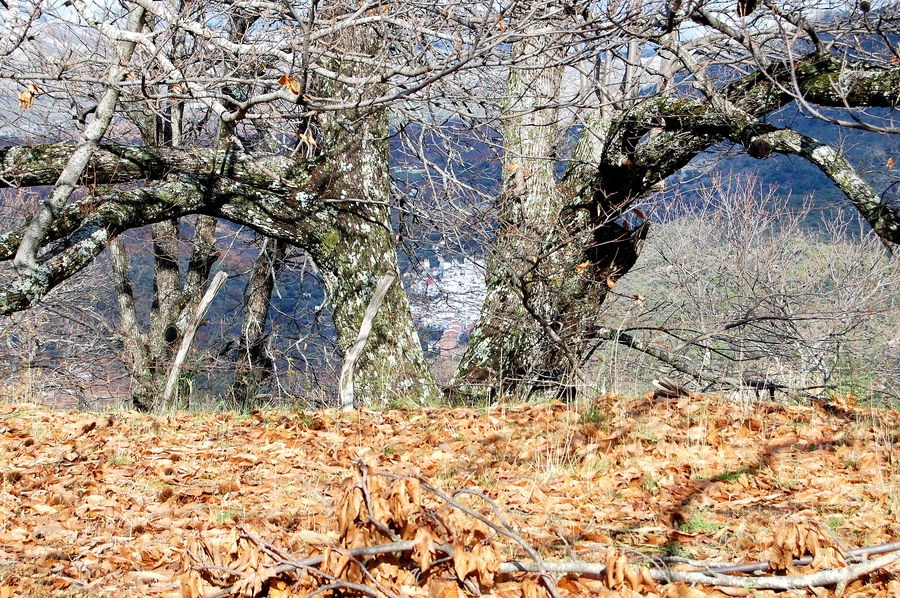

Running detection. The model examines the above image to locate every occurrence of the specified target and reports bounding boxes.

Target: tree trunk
[451,56,650,403]
[231,237,285,406]
[296,17,439,408]
[450,39,569,402]
[109,237,154,411]
[307,108,439,408]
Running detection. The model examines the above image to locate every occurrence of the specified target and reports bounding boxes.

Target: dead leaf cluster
[186,462,504,596]
[770,520,846,573]
[0,394,896,597]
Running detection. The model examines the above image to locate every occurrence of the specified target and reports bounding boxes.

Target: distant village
[406,257,486,359]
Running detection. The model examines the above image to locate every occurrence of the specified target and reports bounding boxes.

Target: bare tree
[0,0,897,408]
[449,0,900,402]
[595,176,899,402]
[2,0,505,408]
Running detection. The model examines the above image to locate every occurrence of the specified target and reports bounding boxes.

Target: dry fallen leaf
[0,397,897,596]
[17,83,39,109]
[278,74,301,95]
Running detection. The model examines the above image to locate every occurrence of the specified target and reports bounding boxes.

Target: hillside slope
[0,395,897,596]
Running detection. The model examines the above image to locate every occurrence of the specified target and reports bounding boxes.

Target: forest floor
[0,393,897,597]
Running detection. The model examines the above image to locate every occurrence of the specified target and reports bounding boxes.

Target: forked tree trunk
[231,238,286,405]
[451,37,649,403]
[110,215,221,411]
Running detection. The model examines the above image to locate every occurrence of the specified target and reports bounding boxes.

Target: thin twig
[431,485,562,598]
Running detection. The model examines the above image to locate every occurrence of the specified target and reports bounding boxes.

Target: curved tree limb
[620,58,900,202]
[0,180,203,315]
[0,174,327,314]
[0,143,305,191]
[746,127,900,243]
[623,97,900,244]
[13,6,145,275]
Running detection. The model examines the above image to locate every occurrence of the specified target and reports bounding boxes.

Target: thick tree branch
[0,166,343,317]
[0,180,200,315]
[620,58,900,199]
[748,127,900,243]
[13,6,145,275]
[620,77,900,243]
[0,143,306,192]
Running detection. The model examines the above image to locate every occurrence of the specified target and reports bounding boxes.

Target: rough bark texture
[13,6,145,275]
[451,51,900,403]
[109,237,152,411]
[450,22,572,402]
[450,24,649,403]
[307,48,439,407]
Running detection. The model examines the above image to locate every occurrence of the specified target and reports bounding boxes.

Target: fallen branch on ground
[501,549,900,590]
[183,463,900,597]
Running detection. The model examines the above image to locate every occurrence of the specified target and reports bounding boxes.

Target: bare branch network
[0,0,897,407]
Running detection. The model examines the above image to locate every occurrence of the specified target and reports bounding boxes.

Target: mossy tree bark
[450,12,650,403]
[303,20,440,408]
[452,50,900,403]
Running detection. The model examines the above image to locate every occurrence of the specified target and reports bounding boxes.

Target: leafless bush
[597,175,899,405]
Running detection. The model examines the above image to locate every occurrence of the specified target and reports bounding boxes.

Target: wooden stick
[499,550,900,590]
[339,274,395,412]
[161,271,228,407]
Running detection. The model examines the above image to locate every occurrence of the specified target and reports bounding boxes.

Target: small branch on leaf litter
[199,536,899,595]
[500,548,900,590]
[707,539,900,574]
[422,482,562,598]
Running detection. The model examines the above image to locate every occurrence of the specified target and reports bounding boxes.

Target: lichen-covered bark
[451,12,650,403]
[277,13,440,408]
[13,6,145,275]
[109,237,153,411]
[0,143,303,192]
[481,60,900,395]
[148,220,181,362]
[310,207,438,407]
[450,21,570,402]
[309,118,437,404]
[751,128,900,243]
[0,154,437,406]
[0,180,200,315]
[450,29,900,404]
[452,105,648,403]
